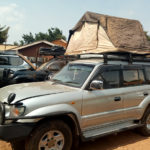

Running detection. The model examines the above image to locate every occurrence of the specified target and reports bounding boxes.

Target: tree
[13,41,19,46]
[0,25,9,44]
[22,32,35,45]
[14,27,66,45]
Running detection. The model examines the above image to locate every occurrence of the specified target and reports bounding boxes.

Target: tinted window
[101,70,120,89]
[145,67,150,83]
[95,70,120,89]
[47,61,66,71]
[0,57,8,65]
[40,60,66,71]
[123,69,145,86]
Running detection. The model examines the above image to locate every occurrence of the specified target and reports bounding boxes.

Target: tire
[25,120,72,150]
[11,140,25,150]
[138,107,150,136]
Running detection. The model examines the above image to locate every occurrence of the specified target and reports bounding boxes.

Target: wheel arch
[31,112,81,148]
[141,103,150,121]
[36,112,81,136]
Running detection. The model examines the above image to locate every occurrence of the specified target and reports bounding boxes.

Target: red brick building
[13,40,55,57]
[13,40,67,64]
[13,39,67,57]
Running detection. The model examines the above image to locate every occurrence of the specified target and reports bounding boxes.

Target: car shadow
[77,130,148,150]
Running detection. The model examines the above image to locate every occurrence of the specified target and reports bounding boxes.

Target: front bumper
[0,123,35,141]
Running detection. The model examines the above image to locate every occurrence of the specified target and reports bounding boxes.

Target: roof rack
[65,52,150,64]
[38,47,150,64]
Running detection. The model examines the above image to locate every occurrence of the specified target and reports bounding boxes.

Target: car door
[120,65,149,120]
[82,65,125,129]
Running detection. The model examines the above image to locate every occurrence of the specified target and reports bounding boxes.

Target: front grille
[0,102,4,125]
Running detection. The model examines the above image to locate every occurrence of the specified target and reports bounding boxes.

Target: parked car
[0,52,35,87]
[0,46,67,87]
[8,58,67,84]
[1,53,150,150]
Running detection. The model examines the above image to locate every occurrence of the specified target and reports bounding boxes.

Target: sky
[0,0,150,44]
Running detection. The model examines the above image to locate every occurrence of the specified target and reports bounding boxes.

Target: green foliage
[13,41,19,46]
[22,32,35,45]
[15,27,66,45]
[0,25,9,44]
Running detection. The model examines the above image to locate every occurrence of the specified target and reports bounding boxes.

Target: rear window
[0,56,24,66]
[123,69,145,86]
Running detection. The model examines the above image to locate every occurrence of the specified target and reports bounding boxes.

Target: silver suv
[0,53,150,150]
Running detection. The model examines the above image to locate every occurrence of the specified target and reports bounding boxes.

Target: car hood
[0,81,77,103]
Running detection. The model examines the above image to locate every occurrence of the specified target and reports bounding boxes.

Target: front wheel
[25,120,72,150]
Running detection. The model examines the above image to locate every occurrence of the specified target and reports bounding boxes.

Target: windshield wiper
[51,79,63,83]
[64,81,80,85]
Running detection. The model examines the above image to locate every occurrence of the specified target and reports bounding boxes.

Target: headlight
[0,103,5,125]
[5,104,25,118]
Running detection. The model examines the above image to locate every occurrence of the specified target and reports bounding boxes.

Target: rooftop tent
[66,11,150,55]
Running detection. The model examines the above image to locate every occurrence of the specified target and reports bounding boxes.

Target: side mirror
[48,73,54,80]
[90,80,103,90]
[7,93,16,104]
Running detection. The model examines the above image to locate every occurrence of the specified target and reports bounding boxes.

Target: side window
[145,67,150,83]
[58,61,66,69]
[95,70,120,89]
[9,57,24,66]
[47,61,66,71]
[0,56,24,66]
[47,62,61,71]
[123,69,145,86]
[101,70,120,89]
[0,56,9,65]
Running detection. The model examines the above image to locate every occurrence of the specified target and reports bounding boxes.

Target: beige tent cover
[66,11,150,55]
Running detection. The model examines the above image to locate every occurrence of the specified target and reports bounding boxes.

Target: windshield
[52,63,94,87]
[38,60,66,71]
[0,56,23,66]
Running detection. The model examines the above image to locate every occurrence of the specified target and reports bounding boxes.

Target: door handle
[143,92,149,96]
[114,97,121,101]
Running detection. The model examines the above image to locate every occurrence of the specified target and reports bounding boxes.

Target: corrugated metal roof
[52,39,67,43]
[0,45,18,51]
[13,40,55,50]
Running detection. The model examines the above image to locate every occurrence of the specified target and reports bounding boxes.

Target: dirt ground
[1,130,150,150]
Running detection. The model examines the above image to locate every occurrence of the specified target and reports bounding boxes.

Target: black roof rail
[102,52,150,63]
[64,52,150,63]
